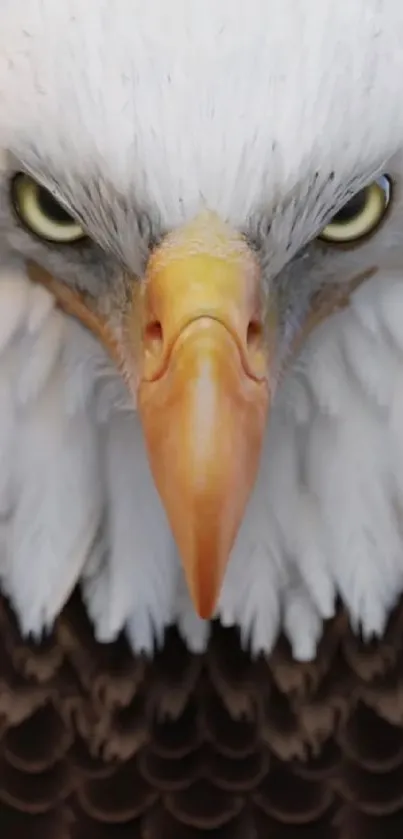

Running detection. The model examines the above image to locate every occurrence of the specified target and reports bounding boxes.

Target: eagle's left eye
[319,175,391,244]
[11,173,85,244]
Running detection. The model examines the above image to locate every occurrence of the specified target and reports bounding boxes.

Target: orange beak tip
[138,320,269,618]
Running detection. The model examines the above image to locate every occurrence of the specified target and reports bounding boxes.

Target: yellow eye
[11,173,85,244]
[318,175,391,244]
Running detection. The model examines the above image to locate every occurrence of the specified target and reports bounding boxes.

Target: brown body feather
[1,590,403,838]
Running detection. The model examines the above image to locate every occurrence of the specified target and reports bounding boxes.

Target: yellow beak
[133,214,271,619]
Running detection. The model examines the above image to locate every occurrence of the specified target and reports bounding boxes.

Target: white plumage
[1,0,403,659]
[1,260,403,660]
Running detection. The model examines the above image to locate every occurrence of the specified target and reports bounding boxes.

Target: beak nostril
[246,320,263,351]
[144,320,164,355]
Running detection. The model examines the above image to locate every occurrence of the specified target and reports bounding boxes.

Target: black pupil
[331,188,367,225]
[37,187,73,224]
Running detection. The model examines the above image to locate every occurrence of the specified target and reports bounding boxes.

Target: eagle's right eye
[11,173,86,244]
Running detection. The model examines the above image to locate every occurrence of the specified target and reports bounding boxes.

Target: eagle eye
[319,175,391,244]
[11,173,85,244]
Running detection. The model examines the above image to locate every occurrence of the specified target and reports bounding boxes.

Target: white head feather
[0,0,403,658]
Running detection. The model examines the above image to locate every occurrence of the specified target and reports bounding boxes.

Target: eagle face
[0,0,403,658]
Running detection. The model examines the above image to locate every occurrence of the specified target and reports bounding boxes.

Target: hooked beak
[132,214,271,618]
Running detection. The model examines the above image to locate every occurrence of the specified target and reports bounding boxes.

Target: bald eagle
[1,1,403,836]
